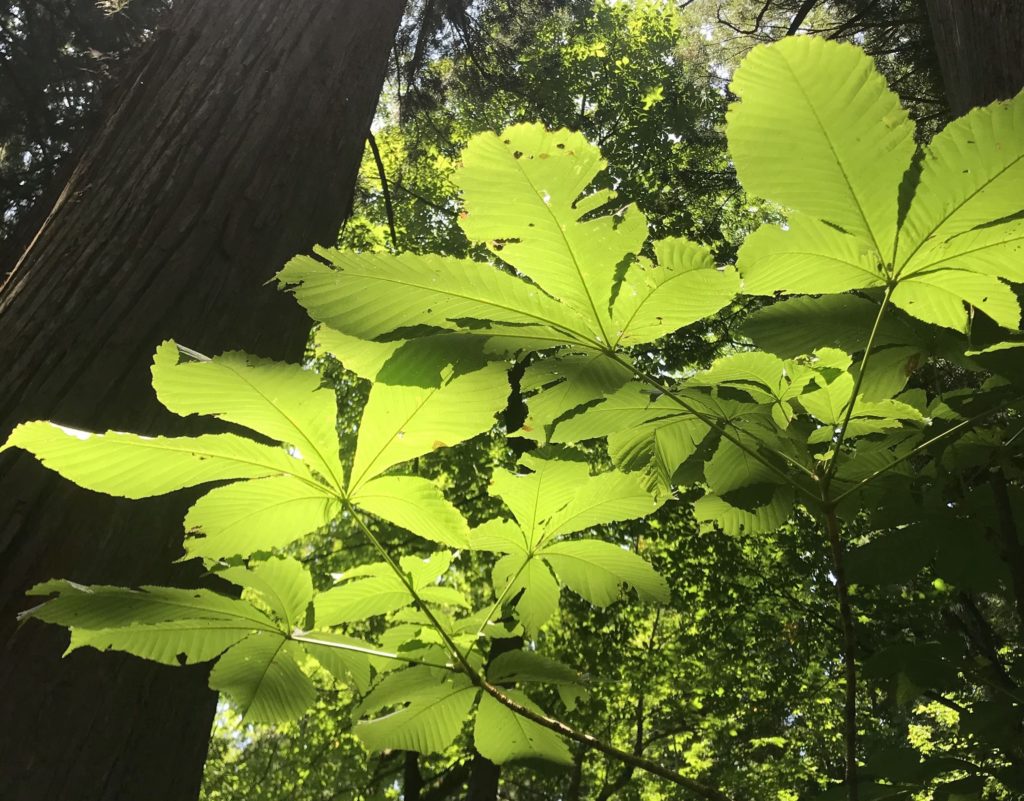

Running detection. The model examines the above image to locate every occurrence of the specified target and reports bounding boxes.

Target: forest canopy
[2,3,1023,801]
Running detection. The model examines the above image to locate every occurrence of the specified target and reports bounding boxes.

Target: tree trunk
[925,0,1024,115]
[0,1,404,799]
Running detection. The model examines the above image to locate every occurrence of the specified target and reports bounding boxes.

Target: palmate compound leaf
[2,341,347,561]
[729,37,1024,334]
[7,337,488,558]
[455,123,647,342]
[473,451,667,634]
[283,124,736,363]
[456,124,737,346]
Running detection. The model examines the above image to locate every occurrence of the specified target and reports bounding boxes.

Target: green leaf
[540,539,669,605]
[24,581,275,631]
[474,691,573,765]
[2,422,312,500]
[520,350,633,439]
[456,123,647,341]
[551,382,677,443]
[315,553,456,626]
[278,248,590,347]
[490,451,661,548]
[899,219,1024,285]
[315,572,410,626]
[350,476,471,548]
[542,469,663,542]
[468,518,529,554]
[23,579,279,669]
[489,452,591,547]
[493,553,561,635]
[889,268,1020,331]
[354,671,477,755]
[209,635,316,723]
[728,36,915,259]
[66,622,249,667]
[612,238,738,346]
[897,90,1024,273]
[693,486,795,536]
[151,342,345,489]
[741,295,919,358]
[487,650,582,686]
[348,361,509,492]
[857,346,923,402]
[217,557,313,632]
[608,416,711,492]
[704,436,781,495]
[314,326,405,380]
[737,214,885,296]
[183,476,339,559]
[354,665,441,717]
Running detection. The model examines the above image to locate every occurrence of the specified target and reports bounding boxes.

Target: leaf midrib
[897,149,1024,275]
[506,153,613,344]
[215,359,344,493]
[780,51,888,263]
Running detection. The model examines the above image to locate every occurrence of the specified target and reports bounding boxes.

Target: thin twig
[832,406,1006,503]
[826,285,893,484]
[367,131,398,251]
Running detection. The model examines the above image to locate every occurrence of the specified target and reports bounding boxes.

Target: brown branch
[716,1,775,37]
[479,681,735,801]
[786,0,820,35]
[403,751,424,801]
[367,131,398,250]
[824,505,859,801]
[825,0,881,40]
[990,469,1024,632]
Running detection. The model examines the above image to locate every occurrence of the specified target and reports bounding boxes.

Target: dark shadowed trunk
[925,0,1024,114]
[0,1,404,799]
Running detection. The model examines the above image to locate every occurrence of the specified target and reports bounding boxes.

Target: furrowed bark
[925,0,1024,115]
[0,1,403,798]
